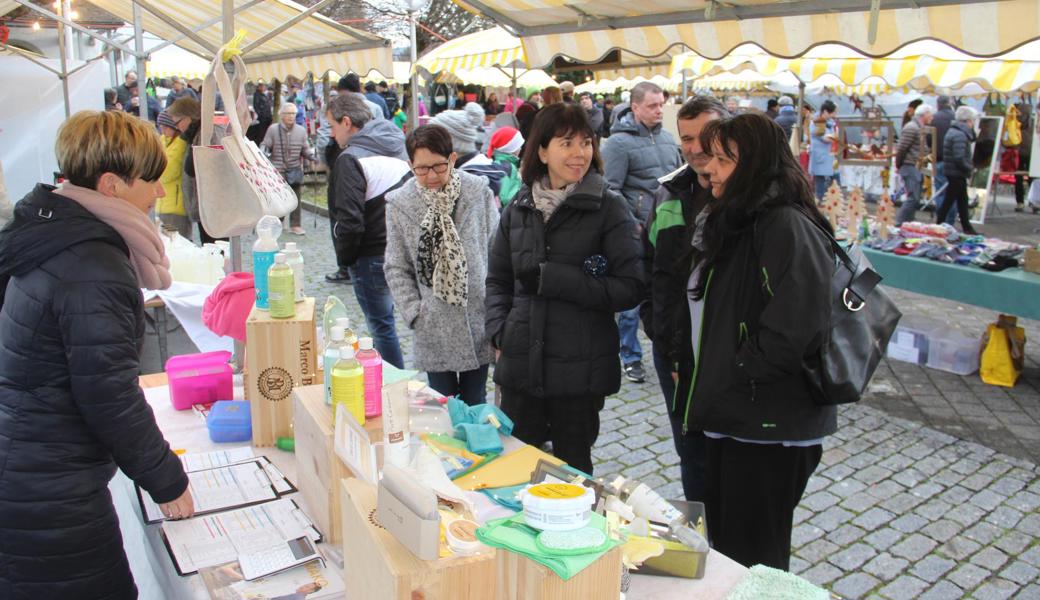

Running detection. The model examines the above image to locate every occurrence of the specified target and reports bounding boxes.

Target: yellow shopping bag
[980,315,1026,387]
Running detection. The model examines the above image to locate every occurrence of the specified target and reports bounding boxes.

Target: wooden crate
[245,297,317,446]
[494,545,622,600]
[1024,248,1040,275]
[293,385,349,544]
[340,478,498,600]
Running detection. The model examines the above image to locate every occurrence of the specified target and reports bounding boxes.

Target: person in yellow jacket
[156,110,193,238]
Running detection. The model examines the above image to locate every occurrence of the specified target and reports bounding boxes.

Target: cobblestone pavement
[144,194,1040,599]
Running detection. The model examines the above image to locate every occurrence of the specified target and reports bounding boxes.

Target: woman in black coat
[485,102,645,475]
[0,110,193,599]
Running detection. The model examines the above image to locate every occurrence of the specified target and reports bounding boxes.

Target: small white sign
[334,408,378,485]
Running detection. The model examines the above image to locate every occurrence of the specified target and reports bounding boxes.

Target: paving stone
[890,533,938,562]
[1007,490,1040,514]
[867,479,907,500]
[984,505,1024,529]
[964,521,1006,546]
[979,460,1014,478]
[990,475,1028,497]
[796,538,840,564]
[910,555,957,583]
[810,505,856,533]
[971,546,1010,571]
[622,460,660,480]
[971,579,1021,600]
[969,489,1006,512]
[999,560,1040,586]
[829,542,877,571]
[800,561,844,586]
[802,490,841,512]
[878,574,929,600]
[890,465,925,488]
[857,465,894,486]
[862,552,909,582]
[793,506,812,526]
[890,513,929,534]
[960,472,996,491]
[879,492,926,514]
[938,536,983,561]
[1021,584,1040,599]
[915,498,954,522]
[918,581,965,600]
[946,502,987,527]
[920,519,961,544]
[852,507,896,531]
[620,433,658,450]
[592,443,627,460]
[863,527,904,552]
[827,523,867,547]
[932,468,967,488]
[831,572,881,600]
[791,524,825,547]
[830,478,868,498]
[617,448,654,467]
[947,563,990,590]
[788,556,810,575]
[993,531,1033,556]
[841,492,882,513]
[1017,513,1040,537]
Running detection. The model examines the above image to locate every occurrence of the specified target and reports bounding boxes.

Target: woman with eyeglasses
[384,125,499,405]
[485,103,644,475]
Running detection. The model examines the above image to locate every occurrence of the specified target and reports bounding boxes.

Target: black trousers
[1015,170,1031,206]
[651,344,707,503]
[936,176,975,234]
[704,436,822,571]
[427,364,490,406]
[499,387,602,476]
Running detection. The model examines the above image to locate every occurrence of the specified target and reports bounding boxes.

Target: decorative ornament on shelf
[877,190,895,240]
[822,180,845,231]
[846,187,866,238]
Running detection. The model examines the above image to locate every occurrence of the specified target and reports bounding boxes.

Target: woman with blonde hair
[540,86,563,106]
[0,110,193,598]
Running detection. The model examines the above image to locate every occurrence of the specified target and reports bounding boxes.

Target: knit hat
[559,81,575,94]
[279,102,298,115]
[431,110,477,153]
[486,126,524,158]
[778,95,793,106]
[464,102,485,128]
[156,110,178,130]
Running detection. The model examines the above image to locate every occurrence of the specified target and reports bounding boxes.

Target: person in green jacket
[393,107,408,130]
[485,126,524,206]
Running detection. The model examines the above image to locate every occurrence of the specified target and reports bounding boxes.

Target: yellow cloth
[157,134,187,216]
[454,444,563,491]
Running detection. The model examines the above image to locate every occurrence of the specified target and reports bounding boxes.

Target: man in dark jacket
[0,183,189,598]
[931,95,957,224]
[640,95,728,503]
[325,92,409,368]
[774,96,797,140]
[364,81,391,119]
[248,81,273,146]
[602,81,682,384]
[580,92,604,137]
[936,106,979,234]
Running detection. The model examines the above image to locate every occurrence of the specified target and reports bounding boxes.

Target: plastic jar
[519,483,595,531]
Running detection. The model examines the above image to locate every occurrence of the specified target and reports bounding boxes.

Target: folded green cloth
[455,422,504,454]
[475,513,620,580]
[725,564,830,600]
[480,484,526,511]
[447,398,514,454]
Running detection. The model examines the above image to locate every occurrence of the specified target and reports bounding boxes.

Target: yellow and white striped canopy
[146,45,212,81]
[416,26,526,74]
[690,71,776,93]
[575,74,677,95]
[671,52,1040,94]
[87,0,392,82]
[434,66,557,88]
[454,0,1040,66]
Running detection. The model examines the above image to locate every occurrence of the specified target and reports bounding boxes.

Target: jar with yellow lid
[518,483,596,531]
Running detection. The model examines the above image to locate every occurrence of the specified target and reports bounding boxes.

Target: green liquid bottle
[268,253,295,319]
[331,346,365,426]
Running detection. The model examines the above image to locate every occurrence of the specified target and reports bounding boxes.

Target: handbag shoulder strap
[793,206,882,304]
[200,48,248,145]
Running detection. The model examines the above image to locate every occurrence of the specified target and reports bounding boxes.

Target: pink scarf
[55,183,172,290]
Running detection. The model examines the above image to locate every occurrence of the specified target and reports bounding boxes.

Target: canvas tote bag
[193,46,298,237]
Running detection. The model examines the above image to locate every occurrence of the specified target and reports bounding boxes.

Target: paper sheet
[140,460,278,523]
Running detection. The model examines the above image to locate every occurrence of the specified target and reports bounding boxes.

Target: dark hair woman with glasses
[384,125,499,405]
[485,103,645,474]
[678,112,835,570]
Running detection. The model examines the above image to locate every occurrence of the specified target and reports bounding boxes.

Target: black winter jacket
[674,203,838,441]
[0,185,188,599]
[943,121,976,179]
[486,173,645,398]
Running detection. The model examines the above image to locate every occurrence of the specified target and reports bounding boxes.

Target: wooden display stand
[245,297,318,446]
[341,478,498,600]
[293,384,381,544]
[495,545,622,600]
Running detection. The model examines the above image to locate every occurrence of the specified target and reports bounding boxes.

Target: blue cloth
[809,120,835,177]
[617,306,642,364]
[480,484,525,510]
[348,255,404,368]
[447,396,514,454]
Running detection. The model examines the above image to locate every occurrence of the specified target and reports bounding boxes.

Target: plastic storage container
[207,400,252,442]
[926,329,981,375]
[165,350,234,410]
[886,317,942,365]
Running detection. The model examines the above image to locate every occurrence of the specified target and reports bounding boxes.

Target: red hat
[486,126,524,158]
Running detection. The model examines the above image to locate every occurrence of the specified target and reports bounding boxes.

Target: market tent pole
[511,63,517,109]
[222,0,245,371]
[793,79,805,154]
[133,2,148,122]
[55,1,71,118]
[682,71,688,101]
[408,6,419,132]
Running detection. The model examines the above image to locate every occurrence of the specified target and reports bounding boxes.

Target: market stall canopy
[435,67,557,88]
[415,26,525,74]
[691,70,790,93]
[575,73,676,95]
[453,0,1040,65]
[85,0,392,81]
[146,45,211,80]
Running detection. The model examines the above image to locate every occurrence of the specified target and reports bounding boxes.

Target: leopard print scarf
[417,169,468,307]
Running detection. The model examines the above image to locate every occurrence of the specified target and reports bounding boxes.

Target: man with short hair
[165,76,198,107]
[765,98,779,120]
[116,70,136,109]
[895,103,936,224]
[248,81,273,146]
[774,96,797,139]
[809,100,838,200]
[377,80,399,115]
[339,74,385,121]
[602,81,682,384]
[325,93,410,368]
[124,80,161,122]
[579,92,604,136]
[931,95,957,225]
[641,95,729,502]
[364,81,391,119]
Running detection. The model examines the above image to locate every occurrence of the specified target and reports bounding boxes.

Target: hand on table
[160,487,195,520]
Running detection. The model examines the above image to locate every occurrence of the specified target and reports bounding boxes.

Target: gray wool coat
[384,171,499,372]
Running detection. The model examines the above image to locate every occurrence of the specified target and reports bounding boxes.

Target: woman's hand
[160,487,195,520]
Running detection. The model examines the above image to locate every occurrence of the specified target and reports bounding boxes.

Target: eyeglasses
[412,162,450,177]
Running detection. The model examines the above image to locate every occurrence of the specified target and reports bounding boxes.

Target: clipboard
[136,459,281,524]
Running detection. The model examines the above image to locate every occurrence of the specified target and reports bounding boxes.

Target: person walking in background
[937,106,980,235]
[485,92,502,116]
[364,81,391,119]
[339,74,385,121]
[430,110,511,197]
[774,96,797,140]
[486,126,525,206]
[931,96,957,225]
[155,110,193,238]
[601,81,682,384]
[164,76,198,108]
[116,69,136,109]
[580,92,604,138]
[0,110,193,598]
[263,102,314,236]
[385,125,499,406]
[486,103,645,475]
[691,113,836,570]
[248,81,272,146]
[167,97,227,244]
[378,81,399,116]
[809,100,838,200]
[896,103,935,224]
[1014,98,1033,212]
[642,95,729,504]
[325,93,410,368]
[765,98,780,120]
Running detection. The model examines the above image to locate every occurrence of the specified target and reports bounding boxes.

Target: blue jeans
[651,344,707,503]
[932,163,957,225]
[617,307,642,365]
[427,364,490,406]
[348,255,404,369]
[813,175,834,201]
[896,165,923,225]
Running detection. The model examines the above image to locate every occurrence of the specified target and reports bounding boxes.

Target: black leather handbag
[805,221,903,405]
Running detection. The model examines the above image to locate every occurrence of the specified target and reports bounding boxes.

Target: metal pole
[62,0,74,60]
[511,63,517,111]
[133,2,148,121]
[794,80,806,153]
[55,1,71,118]
[223,0,245,371]
[682,72,689,101]
[109,31,120,87]
[408,9,419,132]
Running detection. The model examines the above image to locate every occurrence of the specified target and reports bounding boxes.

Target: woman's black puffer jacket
[486,172,645,398]
[0,185,188,600]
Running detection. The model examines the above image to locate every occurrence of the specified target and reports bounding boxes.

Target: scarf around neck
[55,183,172,290]
[530,177,576,223]
[417,169,467,307]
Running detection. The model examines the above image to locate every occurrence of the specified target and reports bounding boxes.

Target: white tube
[382,381,410,467]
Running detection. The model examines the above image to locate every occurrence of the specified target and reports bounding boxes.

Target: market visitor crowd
[1,74,1006,597]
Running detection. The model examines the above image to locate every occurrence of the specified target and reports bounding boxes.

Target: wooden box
[1024,248,1040,275]
[494,545,622,600]
[340,478,498,600]
[293,385,353,544]
[245,297,317,446]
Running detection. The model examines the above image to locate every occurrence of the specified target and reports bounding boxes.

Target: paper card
[334,408,379,485]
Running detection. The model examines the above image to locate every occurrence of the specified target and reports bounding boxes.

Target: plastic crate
[926,330,982,375]
[886,318,943,365]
